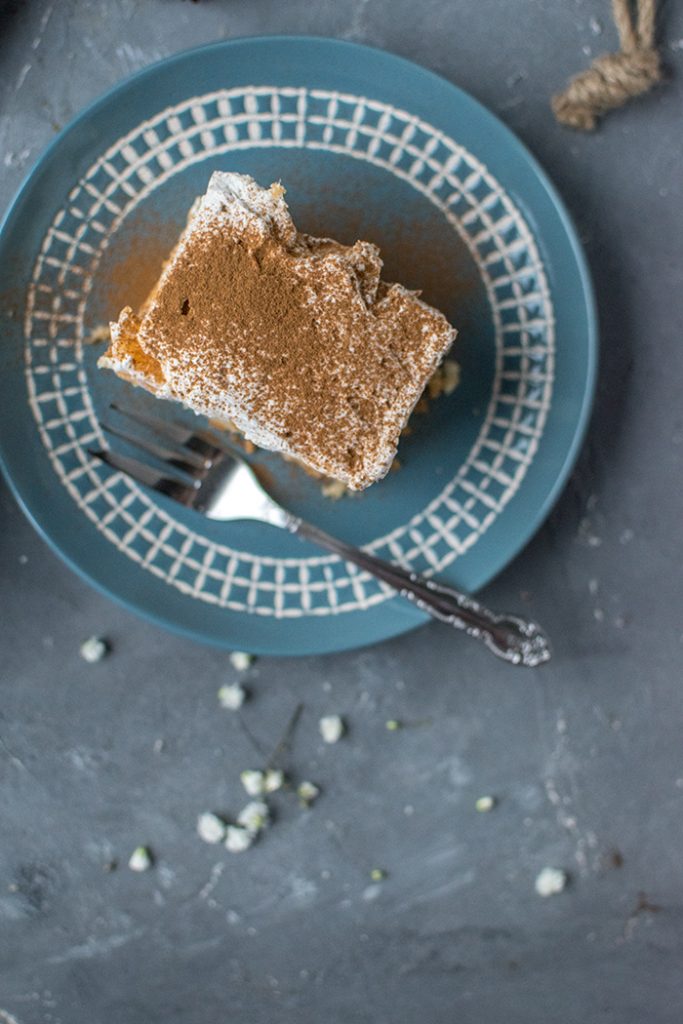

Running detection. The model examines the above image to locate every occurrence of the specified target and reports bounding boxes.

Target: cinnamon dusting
[100,172,457,489]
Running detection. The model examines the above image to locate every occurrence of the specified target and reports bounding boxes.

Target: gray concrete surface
[1,1,683,1021]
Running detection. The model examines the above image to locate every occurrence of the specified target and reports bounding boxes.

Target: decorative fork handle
[288,517,550,667]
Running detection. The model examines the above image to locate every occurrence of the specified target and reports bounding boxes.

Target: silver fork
[90,405,551,667]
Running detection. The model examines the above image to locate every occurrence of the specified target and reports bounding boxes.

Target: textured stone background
[1,2,683,1022]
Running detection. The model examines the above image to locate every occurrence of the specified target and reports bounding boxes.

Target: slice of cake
[99,172,457,490]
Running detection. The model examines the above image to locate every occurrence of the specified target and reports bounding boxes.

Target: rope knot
[552,0,662,131]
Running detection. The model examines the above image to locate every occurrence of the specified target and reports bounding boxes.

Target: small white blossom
[263,769,285,793]
[237,800,270,835]
[240,769,266,796]
[535,867,568,897]
[197,812,226,844]
[217,683,247,710]
[297,781,320,806]
[80,636,109,663]
[229,651,254,672]
[319,715,345,744]
[475,796,496,812]
[128,846,152,872]
[225,825,254,853]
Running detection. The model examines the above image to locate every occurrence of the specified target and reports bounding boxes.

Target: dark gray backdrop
[1,2,682,1021]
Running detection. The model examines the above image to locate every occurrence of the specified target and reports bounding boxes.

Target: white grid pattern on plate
[24,86,554,617]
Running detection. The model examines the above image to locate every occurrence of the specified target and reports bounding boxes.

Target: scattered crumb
[403,804,414,816]
[240,769,266,796]
[620,528,634,545]
[319,715,345,744]
[370,868,387,882]
[128,846,153,872]
[218,683,247,710]
[385,719,401,731]
[18,554,28,565]
[427,358,461,399]
[297,781,321,806]
[79,636,110,663]
[362,883,382,901]
[534,867,568,897]
[506,69,528,88]
[83,324,110,346]
[153,738,165,754]
[321,479,348,500]
[102,859,118,873]
[197,812,227,844]
[578,517,602,548]
[475,795,496,813]
[225,825,254,853]
[588,578,599,596]
[607,849,624,869]
[229,651,254,672]
[593,607,605,622]
[237,800,270,835]
[634,892,661,915]
[263,768,285,793]
[589,15,602,34]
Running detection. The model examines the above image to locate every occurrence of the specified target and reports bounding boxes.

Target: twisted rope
[552,0,662,131]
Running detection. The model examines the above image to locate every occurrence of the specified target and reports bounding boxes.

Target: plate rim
[0,35,597,655]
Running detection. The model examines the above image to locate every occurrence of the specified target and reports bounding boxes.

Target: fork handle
[289,518,550,667]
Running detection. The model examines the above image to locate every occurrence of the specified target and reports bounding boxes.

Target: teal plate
[0,37,596,655]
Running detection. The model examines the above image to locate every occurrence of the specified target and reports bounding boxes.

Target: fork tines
[110,403,228,458]
[88,447,197,501]
[101,419,208,473]
[91,402,220,496]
